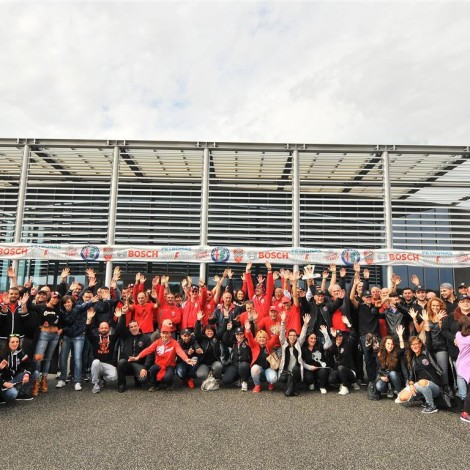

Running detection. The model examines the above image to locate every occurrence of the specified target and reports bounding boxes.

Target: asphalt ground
[2,376,469,470]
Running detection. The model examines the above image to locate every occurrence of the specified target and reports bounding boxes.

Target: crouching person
[86,307,119,394]
[116,307,152,393]
[0,334,39,403]
[128,325,196,391]
[395,329,443,414]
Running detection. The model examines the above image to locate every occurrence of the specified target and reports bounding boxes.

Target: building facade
[1,138,469,290]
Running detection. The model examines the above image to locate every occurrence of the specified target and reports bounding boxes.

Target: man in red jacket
[129,325,196,391]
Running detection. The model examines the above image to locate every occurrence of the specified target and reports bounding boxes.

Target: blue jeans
[376,371,404,394]
[176,361,197,381]
[1,371,39,401]
[360,335,378,382]
[414,380,441,407]
[34,331,60,375]
[453,360,468,400]
[59,335,85,383]
[149,365,175,385]
[251,365,278,386]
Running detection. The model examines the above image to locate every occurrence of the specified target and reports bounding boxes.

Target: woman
[278,312,309,397]
[395,328,443,414]
[442,294,470,406]
[302,325,332,394]
[194,312,224,382]
[56,295,95,391]
[327,327,358,396]
[0,334,39,402]
[422,298,450,391]
[455,316,470,423]
[375,325,405,398]
[28,291,62,394]
[244,321,279,393]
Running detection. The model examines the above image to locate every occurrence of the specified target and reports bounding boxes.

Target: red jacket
[246,271,274,320]
[245,330,279,366]
[139,338,189,381]
[128,302,157,334]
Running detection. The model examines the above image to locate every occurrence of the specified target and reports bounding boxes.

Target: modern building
[1,138,469,291]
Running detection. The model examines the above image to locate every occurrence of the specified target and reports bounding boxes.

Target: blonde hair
[255,330,268,341]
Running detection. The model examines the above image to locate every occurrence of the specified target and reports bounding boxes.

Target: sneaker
[422,405,438,414]
[460,412,470,423]
[353,382,361,391]
[118,384,126,393]
[387,389,395,399]
[252,385,261,393]
[320,388,327,394]
[395,396,408,404]
[56,371,61,379]
[65,374,72,384]
[92,384,100,394]
[148,385,159,392]
[83,373,90,383]
[187,378,195,389]
[241,381,248,392]
[74,382,82,391]
[15,394,33,401]
[0,399,5,405]
[308,384,315,391]
[268,383,275,391]
[338,385,349,395]
[56,380,66,388]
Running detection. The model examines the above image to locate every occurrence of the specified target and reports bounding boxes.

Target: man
[116,309,152,393]
[181,282,206,331]
[155,285,183,334]
[126,291,158,335]
[86,308,119,394]
[213,292,241,327]
[129,325,196,391]
[350,279,380,382]
[257,305,281,341]
[245,261,274,320]
[381,292,405,338]
[440,282,458,314]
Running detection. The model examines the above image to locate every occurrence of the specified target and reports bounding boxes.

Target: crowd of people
[1,261,469,424]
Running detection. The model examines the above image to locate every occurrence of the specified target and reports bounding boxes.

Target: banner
[0,243,469,267]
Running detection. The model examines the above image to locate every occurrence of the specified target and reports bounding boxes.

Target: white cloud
[1,1,469,144]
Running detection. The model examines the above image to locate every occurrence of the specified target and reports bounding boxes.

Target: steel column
[199,148,210,281]
[292,149,300,273]
[382,150,394,287]
[105,145,120,286]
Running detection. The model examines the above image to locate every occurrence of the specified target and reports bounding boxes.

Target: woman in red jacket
[244,321,279,393]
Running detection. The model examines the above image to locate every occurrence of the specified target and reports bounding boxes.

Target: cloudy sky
[1,0,469,145]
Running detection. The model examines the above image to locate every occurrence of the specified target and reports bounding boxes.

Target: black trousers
[117,358,148,385]
[328,365,356,387]
[304,368,329,389]
[222,362,251,385]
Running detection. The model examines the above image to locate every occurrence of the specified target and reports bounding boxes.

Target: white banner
[0,243,469,268]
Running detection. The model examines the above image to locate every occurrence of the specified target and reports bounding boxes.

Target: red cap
[161,325,172,333]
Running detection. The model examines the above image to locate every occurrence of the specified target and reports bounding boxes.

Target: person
[327,319,358,396]
[422,298,450,392]
[244,320,279,393]
[116,307,152,393]
[0,334,39,402]
[86,308,119,394]
[350,279,380,383]
[194,312,224,382]
[440,282,458,315]
[175,328,199,389]
[221,325,252,391]
[441,294,470,407]
[395,330,443,414]
[27,291,62,394]
[302,325,332,394]
[455,316,470,423]
[278,312,309,397]
[128,325,196,391]
[375,326,406,398]
[56,294,96,391]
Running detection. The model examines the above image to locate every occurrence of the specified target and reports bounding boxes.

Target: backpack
[367,380,381,401]
[201,372,220,391]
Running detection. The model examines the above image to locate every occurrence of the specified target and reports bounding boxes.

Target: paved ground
[2,377,468,470]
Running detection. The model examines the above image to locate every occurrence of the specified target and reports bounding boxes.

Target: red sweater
[246,271,274,320]
[128,302,157,334]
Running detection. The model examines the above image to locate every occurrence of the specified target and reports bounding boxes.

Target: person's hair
[245,300,254,309]
[406,336,423,368]
[453,306,468,322]
[426,297,446,322]
[61,295,76,308]
[377,336,399,370]
[255,330,268,341]
[1,335,19,358]
[8,287,19,293]
[459,315,470,337]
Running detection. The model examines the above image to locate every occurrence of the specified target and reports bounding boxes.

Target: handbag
[367,379,381,401]
[266,350,281,370]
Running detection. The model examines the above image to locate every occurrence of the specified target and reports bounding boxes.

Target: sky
[1,0,469,145]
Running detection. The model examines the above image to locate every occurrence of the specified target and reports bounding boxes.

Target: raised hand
[409,308,418,320]
[341,315,351,327]
[273,271,280,281]
[410,274,420,286]
[330,327,337,338]
[363,268,370,279]
[139,274,146,284]
[264,261,272,271]
[181,278,188,288]
[322,270,329,280]
[396,325,405,338]
[196,311,204,321]
[86,268,96,279]
[257,274,265,284]
[61,267,71,279]
[421,311,429,322]
[244,321,251,331]
[152,276,160,286]
[340,267,346,278]
[88,277,97,288]
[114,307,122,318]
[303,313,311,325]
[113,266,121,280]
[319,325,328,335]
[20,292,30,304]
[437,310,447,321]
[161,275,169,284]
[7,266,16,278]
[353,261,360,273]
[87,307,96,321]
[280,312,286,323]
[226,269,233,279]
[246,262,252,273]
